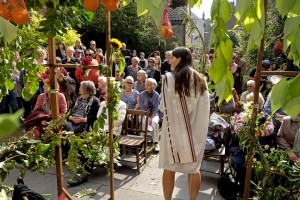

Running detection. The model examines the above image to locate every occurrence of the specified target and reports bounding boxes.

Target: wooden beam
[260,70,299,77]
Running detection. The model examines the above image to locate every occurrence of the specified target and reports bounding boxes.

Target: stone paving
[3,154,224,200]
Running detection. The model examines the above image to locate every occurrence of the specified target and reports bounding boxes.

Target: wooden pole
[48,36,73,200]
[105,9,114,200]
[243,0,268,198]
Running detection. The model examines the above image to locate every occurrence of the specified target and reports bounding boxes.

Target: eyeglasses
[86,54,92,56]
[126,82,133,85]
[247,85,253,87]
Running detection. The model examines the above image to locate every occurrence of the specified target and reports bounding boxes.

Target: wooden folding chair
[202,115,231,175]
[119,109,153,173]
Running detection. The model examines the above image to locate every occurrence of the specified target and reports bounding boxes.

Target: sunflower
[110,38,122,49]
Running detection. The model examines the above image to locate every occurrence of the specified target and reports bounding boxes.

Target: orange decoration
[0,4,10,20]
[165,29,173,39]
[83,0,99,12]
[10,8,29,25]
[101,0,119,11]
[159,26,168,37]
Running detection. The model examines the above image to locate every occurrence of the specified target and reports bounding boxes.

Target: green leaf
[4,79,14,90]
[0,18,18,44]
[36,143,50,155]
[270,78,288,116]
[0,110,23,137]
[276,0,296,16]
[235,0,254,22]
[188,0,202,8]
[53,0,59,8]
[219,0,232,22]
[0,189,9,200]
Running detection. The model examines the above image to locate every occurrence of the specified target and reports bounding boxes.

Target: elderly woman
[134,70,147,93]
[120,76,139,110]
[96,76,107,102]
[277,113,300,161]
[97,87,127,136]
[65,80,100,134]
[124,56,142,81]
[23,79,67,138]
[139,78,160,151]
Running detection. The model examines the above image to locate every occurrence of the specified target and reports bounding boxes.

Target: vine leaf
[188,0,202,8]
[0,18,17,44]
[209,0,233,103]
[235,0,265,51]
[136,0,164,28]
[271,75,300,116]
[0,110,23,137]
[270,78,288,116]
[276,0,296,16]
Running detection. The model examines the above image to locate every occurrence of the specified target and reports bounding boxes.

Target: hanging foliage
[208,0,234,104]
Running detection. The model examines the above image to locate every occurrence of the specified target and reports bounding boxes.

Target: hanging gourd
[159,3,173,39]
[4,0,29,25]
[101,0,120,11]
[10,7,29,25]
[83,0,99,12]
[0,3,10,20]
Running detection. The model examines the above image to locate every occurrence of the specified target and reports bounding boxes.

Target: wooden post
[48,36,73,200]
[105,9,115,200]
[243,0,268,198]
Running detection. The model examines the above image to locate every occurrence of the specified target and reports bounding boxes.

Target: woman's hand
[41,120,49,126]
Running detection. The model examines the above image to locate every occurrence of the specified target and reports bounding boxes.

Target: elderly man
[139,78,160,151]
[240,80,265,110]
[62,47,80,64]
[121,43,131,66]
[90,40,97,53]
[161,51,172,75]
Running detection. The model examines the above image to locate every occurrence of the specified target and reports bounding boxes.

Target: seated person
[139,78,160,151]
[240,80,265,110]
[277,113,300,161]
[134,70,147,93]
[120,76,139,110]
[65,80,100,135]
[23,79,67,138]
[97,89,126,136]
[55,65,76,109]
[96,76,107,102]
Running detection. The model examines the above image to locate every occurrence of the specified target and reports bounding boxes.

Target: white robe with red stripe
[158,72,209,173]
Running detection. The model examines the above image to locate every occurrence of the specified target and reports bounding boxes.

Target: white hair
[98,76,107,82]
[67,47,75,52]
[146,78,157,90]
[124,76,134,83]
[247,80,255,86]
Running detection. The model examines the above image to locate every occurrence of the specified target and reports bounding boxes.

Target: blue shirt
[139,91,160,116]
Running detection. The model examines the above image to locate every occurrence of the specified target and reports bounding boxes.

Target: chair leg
[136,147,140,174]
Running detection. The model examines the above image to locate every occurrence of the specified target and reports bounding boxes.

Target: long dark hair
[172,47,207,96]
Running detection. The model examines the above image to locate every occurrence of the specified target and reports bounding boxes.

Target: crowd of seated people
[4,37,300,192]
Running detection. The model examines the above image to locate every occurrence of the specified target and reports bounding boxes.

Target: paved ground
[3,154,224,200]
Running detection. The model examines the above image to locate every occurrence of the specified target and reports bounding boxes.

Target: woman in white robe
[159,47,209,200]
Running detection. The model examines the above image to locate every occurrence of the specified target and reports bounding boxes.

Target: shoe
[154,144,160,152]
[67,174,88,186]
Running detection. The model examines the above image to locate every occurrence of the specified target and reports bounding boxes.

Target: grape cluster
[169,0,187,9]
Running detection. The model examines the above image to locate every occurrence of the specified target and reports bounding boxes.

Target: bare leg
[188,172,201,200]
[163,169,176,200]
